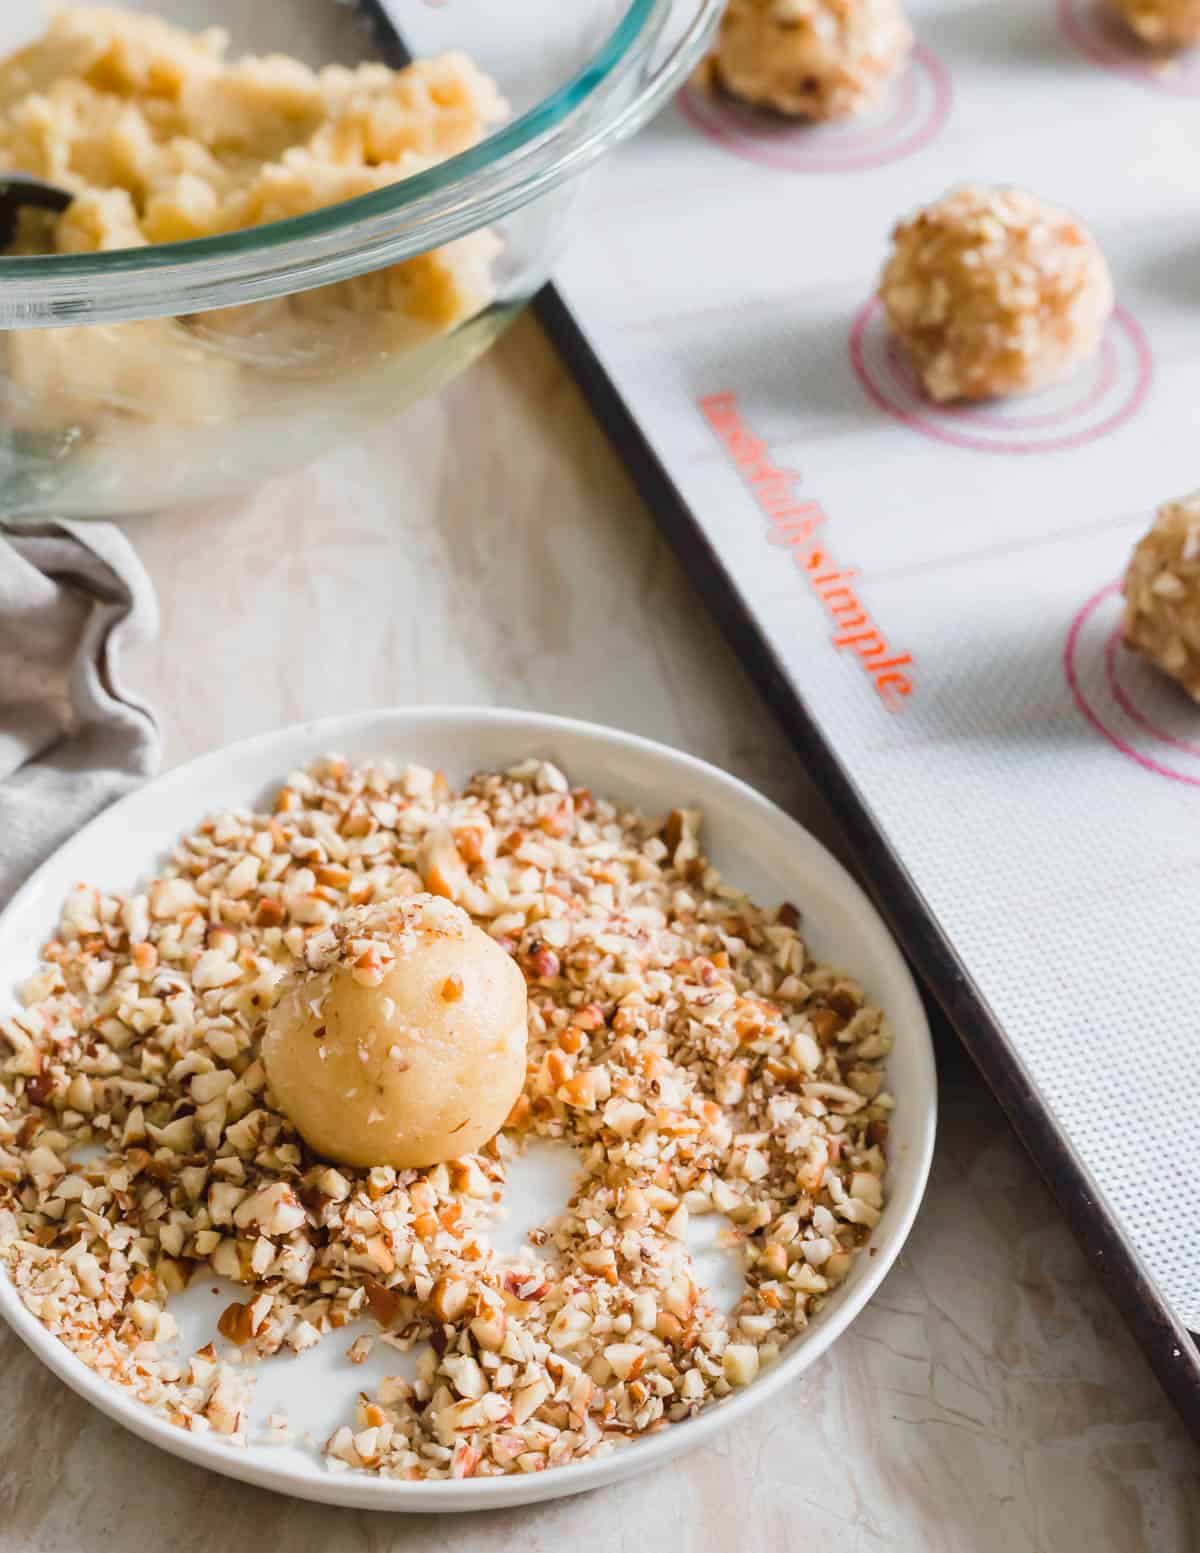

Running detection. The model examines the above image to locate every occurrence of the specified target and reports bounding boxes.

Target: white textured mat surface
[535,1,1200,1321]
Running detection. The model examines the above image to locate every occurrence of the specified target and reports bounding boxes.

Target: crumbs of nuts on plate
[347,1333,375,1365]
[0,756,893,1481]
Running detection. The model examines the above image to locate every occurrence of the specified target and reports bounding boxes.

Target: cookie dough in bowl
[0,1,723,517]
[0,9,506,253]
[0,7,505,496]
[0,707,936,1510]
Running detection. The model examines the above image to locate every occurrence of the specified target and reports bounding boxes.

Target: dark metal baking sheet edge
[532,282,1200,1441]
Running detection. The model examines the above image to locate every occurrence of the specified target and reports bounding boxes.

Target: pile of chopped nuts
[0,756,893,1481]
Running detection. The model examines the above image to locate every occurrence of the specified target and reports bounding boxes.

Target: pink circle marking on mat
[1064,582,1200,787]
[882,335,1119,432]
[676,45,951,174]
[1104,625,1200,756]
[848,300,1153,456]
[1058,0,1200,96]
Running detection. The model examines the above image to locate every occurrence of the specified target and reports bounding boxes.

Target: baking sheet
[392,0,1200,1416]
[547,0,1200,1322]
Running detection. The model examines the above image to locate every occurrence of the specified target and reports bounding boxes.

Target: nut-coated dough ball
[1122,492,1200,701]
[263,896,528,1169]
[1106,0,1200,47]
[878,185,1114,403]
[713,0,913,121]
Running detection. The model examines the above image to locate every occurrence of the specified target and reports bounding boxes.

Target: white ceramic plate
[0,707,936,1511]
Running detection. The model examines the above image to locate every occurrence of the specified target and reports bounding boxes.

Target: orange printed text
[698,391,914,711]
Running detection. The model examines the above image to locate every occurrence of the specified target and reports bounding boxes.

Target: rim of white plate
[0,706,937,1511]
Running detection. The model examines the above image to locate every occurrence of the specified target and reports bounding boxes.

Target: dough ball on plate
[1122,492,1200,701]
[712,0,913,121]
[877,185,1114,403]
[263,895,528,1169]
[1105,0,1200,47]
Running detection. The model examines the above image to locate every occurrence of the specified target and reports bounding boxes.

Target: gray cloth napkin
[0,520,159,909]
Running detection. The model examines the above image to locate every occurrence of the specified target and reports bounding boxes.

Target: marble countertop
[2,315,1197,1552]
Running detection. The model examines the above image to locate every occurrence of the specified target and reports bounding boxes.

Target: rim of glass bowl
[0,0,718,327]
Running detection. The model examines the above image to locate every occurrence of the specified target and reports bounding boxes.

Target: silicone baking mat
[387,0,1200,1428]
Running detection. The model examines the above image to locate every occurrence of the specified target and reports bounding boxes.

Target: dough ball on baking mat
[1123,493,1200,701]
[877,185,1113,403]
[1106,0,1200,47]
[711,0,913,121]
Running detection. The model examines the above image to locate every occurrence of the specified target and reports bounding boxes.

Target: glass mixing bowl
[0,0,719,517]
